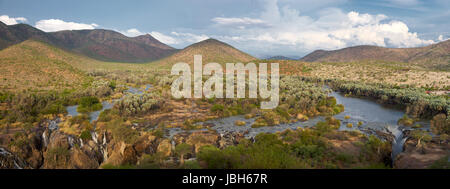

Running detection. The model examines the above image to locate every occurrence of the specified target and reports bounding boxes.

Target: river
[65,84,152,122]
[66,84,430,160]
[166,89,431,161]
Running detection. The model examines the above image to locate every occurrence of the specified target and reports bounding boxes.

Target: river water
[65,84,152,122]
[165,89,431,160]
[66,84,430,160]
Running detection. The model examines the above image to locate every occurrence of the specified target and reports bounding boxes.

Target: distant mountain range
[0,21,178,62]
[301,40,450,70]
[265,55,298,60]
[2,21,448,70]
[156,38,256,65]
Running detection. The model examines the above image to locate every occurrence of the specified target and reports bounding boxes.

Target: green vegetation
[429,156,450,169]
[430,114,450,135]
[197,120,390,169]
[77,96,102,113]
[398,114,415,126]
[107,118,139,144]
[115,92,162,116]
[175,143,193,166]
[410,130,432,147]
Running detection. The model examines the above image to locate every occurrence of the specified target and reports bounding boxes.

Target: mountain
[265,55,296,60]
[301,40,450,70]
[50,30,178,62]
[157,38,256,66]
[0,21,178,62]
[0,22,59,49]
[0,40,89,92]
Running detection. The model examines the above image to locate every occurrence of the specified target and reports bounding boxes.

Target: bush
[398,114,415,126]
[430,114,450,135]
[211,104,224,113]
[79,130,92,141]
[107,119,139,144]
[77,96,102,113]
[115,92,162,116]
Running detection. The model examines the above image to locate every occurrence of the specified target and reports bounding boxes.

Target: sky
[0,0,449,58]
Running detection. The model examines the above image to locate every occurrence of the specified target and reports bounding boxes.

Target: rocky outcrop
[186,131,219,153]
[102,140,138,167]
[157,139,172,157]
[133,134,157,156]
[218,132,245,149]
[0,147,30,169]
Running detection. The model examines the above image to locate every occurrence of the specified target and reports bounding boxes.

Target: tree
[411,130,432,148]
[175,143,193,166]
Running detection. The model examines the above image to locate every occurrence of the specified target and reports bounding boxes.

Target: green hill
[0,40,90,92]
[156,38,256,67]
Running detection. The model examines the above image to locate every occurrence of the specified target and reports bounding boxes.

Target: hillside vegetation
[155,38,256,68]
[0,40,89,92]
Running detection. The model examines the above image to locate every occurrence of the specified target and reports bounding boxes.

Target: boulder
[70,148,99,169]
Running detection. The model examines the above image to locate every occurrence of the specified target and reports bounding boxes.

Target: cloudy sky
[0,0,449,58]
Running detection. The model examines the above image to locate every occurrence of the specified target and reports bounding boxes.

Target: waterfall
[387,125,406,161]
[68,136,74,148]
[42,131,48,148]
[101,131,108,161]
[92,131,98,144]
[0,147,24,169]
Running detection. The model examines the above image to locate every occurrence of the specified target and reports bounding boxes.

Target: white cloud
[437,34,449,41]
[170,32,209,44]
[35,19,98,32]
[119,28,144,37]
[149,31,209,46]
[212,17,269,28]
[116,28,208,46]
[211,0,434,55]
[0,15,27,25]
[150,31,179,44]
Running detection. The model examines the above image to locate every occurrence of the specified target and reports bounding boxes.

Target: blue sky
[0,0,449,57]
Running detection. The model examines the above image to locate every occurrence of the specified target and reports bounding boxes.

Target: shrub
[211,104,224,113]
[397,114,415,126]
[107,119,139,144]
[77,96,102,113]
[79,130,92,141]
[115,92,162,116]
[430,114,450,135]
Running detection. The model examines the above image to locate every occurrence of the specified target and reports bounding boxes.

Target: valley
[0,22,448,169]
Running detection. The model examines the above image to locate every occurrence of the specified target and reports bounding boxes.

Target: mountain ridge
[0,21,178,62]
[300,40,450,70]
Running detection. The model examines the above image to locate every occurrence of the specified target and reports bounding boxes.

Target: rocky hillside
[301,40,450,70]
[0,21,59,50]
[0,21,178,62]
[156,38,256,66]
[50,30,178,62]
